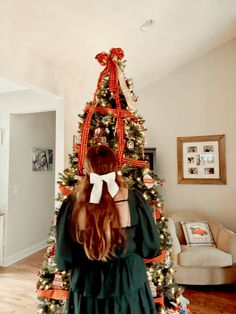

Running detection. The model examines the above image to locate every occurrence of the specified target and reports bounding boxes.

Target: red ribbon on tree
[85,104,136,120]
[78,48,125,174]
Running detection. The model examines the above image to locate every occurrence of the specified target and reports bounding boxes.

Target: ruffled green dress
[56,189,160,314]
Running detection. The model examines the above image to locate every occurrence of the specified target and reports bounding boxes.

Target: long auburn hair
[70,145,126,261]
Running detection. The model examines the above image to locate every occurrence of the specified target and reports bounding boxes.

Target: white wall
[6,112,55,260]
[138,39,236,232]
[0,89,64,265]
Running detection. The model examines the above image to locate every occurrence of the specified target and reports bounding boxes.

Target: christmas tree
[36,48,191,314]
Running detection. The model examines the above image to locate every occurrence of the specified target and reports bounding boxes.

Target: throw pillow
[180,221,215,246]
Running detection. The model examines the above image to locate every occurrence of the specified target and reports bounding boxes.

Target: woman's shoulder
[57,194,76,222]
[114,186,129,202]
[61,193,77,208]
[116,187,141,199]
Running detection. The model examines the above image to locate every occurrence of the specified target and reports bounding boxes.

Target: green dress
[56,189,160,314]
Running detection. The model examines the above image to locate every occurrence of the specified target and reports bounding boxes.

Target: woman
[56,145,160,314]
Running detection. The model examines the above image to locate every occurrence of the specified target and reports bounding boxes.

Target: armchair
[167,211,236,285]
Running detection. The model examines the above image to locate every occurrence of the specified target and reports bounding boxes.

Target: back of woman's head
[86,145,118,175]
[70,145,126,261]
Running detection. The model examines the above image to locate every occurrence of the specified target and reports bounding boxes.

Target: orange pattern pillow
[181,221,215,247]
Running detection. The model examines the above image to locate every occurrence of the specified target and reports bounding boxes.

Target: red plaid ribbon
[78,48,125,173]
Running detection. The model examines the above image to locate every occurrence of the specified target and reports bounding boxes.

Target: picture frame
[144,147,157,173]
[177,135,226,184]
[32,147,53,171]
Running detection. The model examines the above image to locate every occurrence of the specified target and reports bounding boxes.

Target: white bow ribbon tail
[89,172,119,204]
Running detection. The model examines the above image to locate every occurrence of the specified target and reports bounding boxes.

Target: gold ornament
[50,304,56,312]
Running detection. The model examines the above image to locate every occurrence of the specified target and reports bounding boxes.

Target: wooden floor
[0,249,235,313]
[0,249,46,314]
[184,284,236,314]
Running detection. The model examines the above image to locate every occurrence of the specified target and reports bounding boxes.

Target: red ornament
[154,208,161,220]
[48,244,55,258]
[59,184,73,196]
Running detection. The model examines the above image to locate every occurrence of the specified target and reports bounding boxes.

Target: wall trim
[3,239,48,267]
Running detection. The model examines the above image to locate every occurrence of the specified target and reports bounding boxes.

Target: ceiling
[0,0,236,93]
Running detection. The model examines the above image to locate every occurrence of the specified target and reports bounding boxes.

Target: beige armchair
[167,211,236,285]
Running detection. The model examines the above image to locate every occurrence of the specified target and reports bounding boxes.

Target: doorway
[0,85,64,266]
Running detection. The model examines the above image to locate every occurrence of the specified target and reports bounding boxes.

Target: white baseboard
[3,239,48,267]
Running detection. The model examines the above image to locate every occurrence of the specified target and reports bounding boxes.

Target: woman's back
[55,145,160,314]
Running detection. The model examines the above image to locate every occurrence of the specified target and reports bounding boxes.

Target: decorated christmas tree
[36,48,191,314]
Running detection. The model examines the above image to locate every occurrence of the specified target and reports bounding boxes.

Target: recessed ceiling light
[140,19,154,32]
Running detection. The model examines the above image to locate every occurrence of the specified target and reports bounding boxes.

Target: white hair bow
[89,172,119,204]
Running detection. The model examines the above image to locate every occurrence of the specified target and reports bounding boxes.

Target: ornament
[178,295,190,313]
[133,95,138,102]
[126,78,133,87]
[117,170,123,176]
[94,127,102,136]
[48,244,55,257]
[92,135,107,145]
[73,134,80,145]
[101,136,107,144]
[147,270,152,281]
[165,250,171,268]
[49,304,56,312]
[127,140,134,151]
[59,184,73,196]
[148,281,157,297]
[143,173,155,189]
[143,192,148,200]
[154,208,161,220]
[53,273,63,289]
